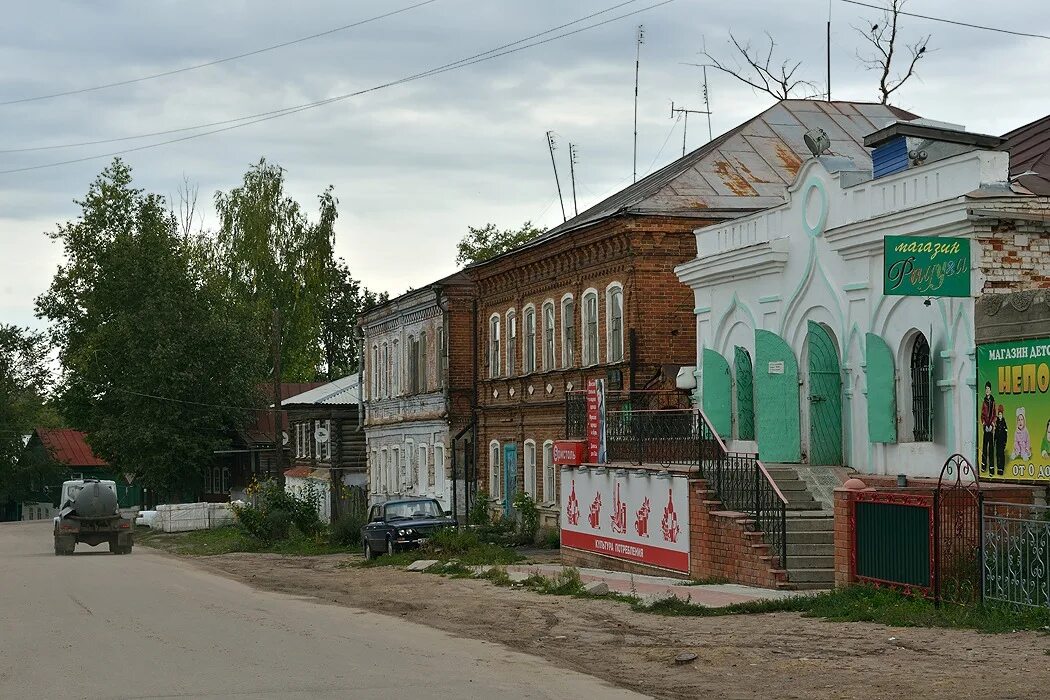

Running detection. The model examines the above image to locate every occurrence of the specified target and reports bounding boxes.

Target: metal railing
[562,390,788,568]
[983,501,1050,609]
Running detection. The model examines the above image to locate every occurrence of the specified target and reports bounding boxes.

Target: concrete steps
[766,465,836,590]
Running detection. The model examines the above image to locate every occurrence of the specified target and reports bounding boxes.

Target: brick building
[360,271,474,514]
[470,100,911,527]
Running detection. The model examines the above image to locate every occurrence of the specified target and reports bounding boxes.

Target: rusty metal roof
[471,100,916,268]
[36,428,107,467]
[1002,114,1050,196]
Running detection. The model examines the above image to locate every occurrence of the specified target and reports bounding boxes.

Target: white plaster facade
[676,147,1020,477]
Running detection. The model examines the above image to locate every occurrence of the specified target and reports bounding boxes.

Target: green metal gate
[734,347,755,441]
[852,491,935,593]
[807,321,842,465]
[702,348,732,438]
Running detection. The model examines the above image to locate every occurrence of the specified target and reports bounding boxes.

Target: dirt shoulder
[181,551,1047,700]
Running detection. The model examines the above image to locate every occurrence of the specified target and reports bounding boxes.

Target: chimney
[865,119,1003,179]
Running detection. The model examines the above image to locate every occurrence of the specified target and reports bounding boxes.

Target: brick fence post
[834,478,872,588]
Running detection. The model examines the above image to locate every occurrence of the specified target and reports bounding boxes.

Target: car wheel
[364,540,375,560]
[387,537,397,556]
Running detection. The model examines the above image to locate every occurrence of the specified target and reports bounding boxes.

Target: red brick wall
[975,202,1050,292]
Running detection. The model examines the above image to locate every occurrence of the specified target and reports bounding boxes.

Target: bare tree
[854,0,930,104]
[170,175,203,239]
[702,32,819,100]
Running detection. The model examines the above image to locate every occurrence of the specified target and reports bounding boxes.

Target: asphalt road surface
[0,521,646,700]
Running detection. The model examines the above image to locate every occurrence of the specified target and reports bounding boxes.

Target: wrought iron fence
[564,390,691,440]
[604,408,700,467]
[707,452,788,569]
[983,501,1050,609]
[935,454,983,606]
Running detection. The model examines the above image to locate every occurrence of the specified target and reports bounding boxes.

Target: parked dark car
[362,498,455,559]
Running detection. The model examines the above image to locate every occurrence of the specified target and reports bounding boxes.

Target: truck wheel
[54,537,74,555]
[109,538,119,554]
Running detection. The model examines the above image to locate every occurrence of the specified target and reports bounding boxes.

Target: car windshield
[385,500,442,520]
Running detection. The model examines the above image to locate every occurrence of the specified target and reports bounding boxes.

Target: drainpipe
[432,283,450,419]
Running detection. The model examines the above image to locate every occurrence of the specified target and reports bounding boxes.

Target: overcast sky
[2,0,1048,330]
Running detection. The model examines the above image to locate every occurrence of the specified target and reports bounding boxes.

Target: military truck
[53,479,134,555]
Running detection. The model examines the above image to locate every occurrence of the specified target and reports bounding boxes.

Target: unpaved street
[0,521,642,700]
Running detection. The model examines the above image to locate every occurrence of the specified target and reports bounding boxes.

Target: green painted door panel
[754,330,801,463]
[734,347,755,441]
[807,321,843,465]
[702,348,732,439]
[865,333,897,443]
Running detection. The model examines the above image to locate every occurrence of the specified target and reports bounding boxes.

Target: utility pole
[271,308,284,486]
[826,0,832,101]
[546,131,567,222]
[671,102,711,157]
[568,143,579,217]
[700,37,713,143]
[633,24,645,183]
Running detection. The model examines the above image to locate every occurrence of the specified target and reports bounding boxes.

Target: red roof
[37,428,107,467]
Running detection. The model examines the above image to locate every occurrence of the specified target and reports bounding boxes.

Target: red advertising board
[553,440,587,466]
[586,379,600,461]
[560,530,689,572]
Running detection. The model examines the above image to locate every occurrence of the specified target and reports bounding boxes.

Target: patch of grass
[679,576,731,586]
[357,528,525,569]
[137,526,350,557]
[479,566,512,586]
[522,567,585,595]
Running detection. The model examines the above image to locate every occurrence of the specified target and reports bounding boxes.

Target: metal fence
[851,491,935,595]
[983,501,1050,609]
[707,452,789,569]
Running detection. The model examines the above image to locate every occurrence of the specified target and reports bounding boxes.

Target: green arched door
[734,347,755,441]
[754,330,801,462]
[807,321,842,465]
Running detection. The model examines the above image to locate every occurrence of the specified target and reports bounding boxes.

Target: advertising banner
[560,467,690,573]
[883,235,970,297]
[553,440,588,466]
[976,338,1050,482]
[586,379,607,464]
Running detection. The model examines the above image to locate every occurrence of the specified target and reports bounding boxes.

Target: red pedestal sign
[553,440,587,466]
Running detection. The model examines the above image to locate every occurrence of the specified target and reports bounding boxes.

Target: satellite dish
[314,427,330,443]
[282,431,289,446]
[803,128,830,157]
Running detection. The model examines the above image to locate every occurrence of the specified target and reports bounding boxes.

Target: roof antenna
[546,131,567,222]
[671,101,711,157]
[633,24,645,183]
[568,143,579,217]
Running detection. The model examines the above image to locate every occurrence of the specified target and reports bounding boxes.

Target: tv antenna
[670,102,711,157]
[568,143,579,217]
[546,131,567,222]
[633,24,645,183]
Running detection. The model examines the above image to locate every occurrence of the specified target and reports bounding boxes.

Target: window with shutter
[524,307,536,373]
[583,291,599,365]
[865,333,897,443]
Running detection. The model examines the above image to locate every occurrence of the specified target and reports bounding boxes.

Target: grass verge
[357,527,524,568]
[137,526,351,557]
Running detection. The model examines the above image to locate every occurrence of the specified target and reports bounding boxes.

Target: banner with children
[976,338,1050,482]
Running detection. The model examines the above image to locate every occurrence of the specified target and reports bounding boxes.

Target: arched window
[523,305,537,373]
[392,339,400,396]
[910,333,932,442]
[561,295,575,367]
[489,441,501,499]
[542,301,556,370]
[382,342,390,397]
[506,310,517,376]
[542,440,555,504]
[523,440,537,497]
[606,283,624,363]
[489,315,501,378]
[582,289,599,366]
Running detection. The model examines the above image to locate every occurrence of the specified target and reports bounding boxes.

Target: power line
[838,0,1050,41]
[0,0,676,174]
[644,113,681,176]
[0,0,654,157]
[0,0,441,107]
[111,387,276,413]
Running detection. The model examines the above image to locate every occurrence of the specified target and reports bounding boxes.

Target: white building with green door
[675,119,1049,477]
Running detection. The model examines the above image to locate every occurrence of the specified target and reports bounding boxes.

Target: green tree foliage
[36,159,265,499]
[455,221,546,267]
[0,325,64,502]
[319,259,388,380]
[212,158,384,381]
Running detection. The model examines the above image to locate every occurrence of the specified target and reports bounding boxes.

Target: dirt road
[187,549,1050,700]
[0,521,642,699]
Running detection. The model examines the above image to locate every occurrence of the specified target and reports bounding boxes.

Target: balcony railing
[563,389,788,568]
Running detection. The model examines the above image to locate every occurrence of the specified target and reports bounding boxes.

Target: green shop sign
[883,235,970,297]
[976,338,1050,483]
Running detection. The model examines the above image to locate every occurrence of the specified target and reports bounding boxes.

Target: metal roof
[468,100,916,269]
[1002,114,1050,196]
[282,375,361,407]
[36,428,107,467]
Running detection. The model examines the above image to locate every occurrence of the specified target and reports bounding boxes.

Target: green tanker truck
[53,478,134,555]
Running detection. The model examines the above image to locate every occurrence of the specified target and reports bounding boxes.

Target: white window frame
[561,293,575,368]
[370,449,379,493]
[391,446,401,493]
[392,338,401,396]
[542,300,556,371]
[433,442,445,493]
[379,448,388,493]
[417,444,428,492]
[489,315,501,378]
[489,440,501,499]
[371,344,379,400]
[506,309,517,376]
[523,439,537,498]
[542,440,555,505]
[315,419,332,461]
[606,282,624,363]
[382,342,389,398]
[582,288,599,366]
[403,439,413,489]
[523,304,537,374]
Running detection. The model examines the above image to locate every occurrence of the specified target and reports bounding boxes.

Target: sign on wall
[586,379,607,464]
[560,467,690,572]
[976,338,1050,482]
[883,235,971,298]
[553,440,588,466]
